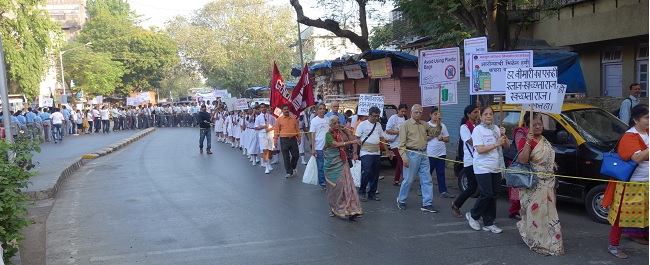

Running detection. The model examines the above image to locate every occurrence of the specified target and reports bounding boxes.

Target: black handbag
[505,150,537,189]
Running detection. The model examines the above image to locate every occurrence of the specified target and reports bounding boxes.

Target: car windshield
[561,108,628,150]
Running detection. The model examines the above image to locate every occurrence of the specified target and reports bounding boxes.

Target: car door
[540,114,579,199]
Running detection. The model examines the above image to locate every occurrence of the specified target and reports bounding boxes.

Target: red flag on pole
[270,61,292,116]
[290,64,315,116]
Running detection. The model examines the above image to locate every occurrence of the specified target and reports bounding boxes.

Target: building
[509,0,649,98]
[301,27,363,62]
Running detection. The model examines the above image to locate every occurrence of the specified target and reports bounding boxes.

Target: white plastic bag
[351,160,362,187]
[302,156,318,185]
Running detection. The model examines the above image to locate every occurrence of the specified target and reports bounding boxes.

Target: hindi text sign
[526,84,567,114]
[367,58,392,79]
[236,98,248,110]
[505,67,558,104]
[470,51,534,95]
[419,47,460,85]
[357,94,384,116]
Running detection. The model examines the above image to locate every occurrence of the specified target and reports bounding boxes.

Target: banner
[343,64,364,79]
[527,84,567,114]
[421,82,458,107]
[236,98,248,110]
[213,89,228,98]
[126,97,137,106]
[505,67,558,104]
[357,94,384,116]
[270,61,293,115]
[419,47,460,85]
[470,50,534,95]
[290,64,316,116]
[464,37,488,77]
[367,58,392,79]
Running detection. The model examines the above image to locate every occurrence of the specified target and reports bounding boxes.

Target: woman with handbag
[604,104,648,259]
[324,116,363,221]
[515,111,564,256]
[466,106,510,234]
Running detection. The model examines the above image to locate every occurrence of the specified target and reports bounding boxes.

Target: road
[45,128,648,264]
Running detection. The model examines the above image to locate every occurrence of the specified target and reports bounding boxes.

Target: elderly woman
[516,111,564,256]
[604,104,649,259]
[324,116,363,220]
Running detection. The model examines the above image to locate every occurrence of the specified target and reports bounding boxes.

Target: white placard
[222,93,232,99]
[419,47,460,85]
[138,92,151,101]
[470,50,533,95]
[42,98,54,107]
[126,97,137,106]
[357,94,384,116]
[505,67,558,104]
[343,64,364,79]
[95,95,103,104]
[526,84,567,114]
[59,95,68,104]
[236,98,248,110]
[222,98,237,110]
[213,89,228,98]
[421,82,458,107]
[464,37,488,77]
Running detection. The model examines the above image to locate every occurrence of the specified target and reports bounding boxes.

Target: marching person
[198,105,213,154]
[396,104,439,213]
[248,106,261,164]
[255,103,276,174]
[451,105,480,218]
[310,103,330,189]
[298,110,309,164]
[386,104,408,186]
[427,107,454,198]
[274,104,301,178]
[356,106,393,202]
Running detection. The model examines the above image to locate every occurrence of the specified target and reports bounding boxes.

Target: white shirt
[309,116,329,150]
[100,109,110,120]
[350,115,359,128]
[460,124,474,167]
[426,121,449,157]
[355,120,384,156]
[92,109,100,118]
[254,113,275,134]
[471,124,501,174]
[627,127,649,182]
[386,114,406,149]
[51,112,64,124]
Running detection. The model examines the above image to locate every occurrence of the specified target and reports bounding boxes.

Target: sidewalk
[23,128,156,200]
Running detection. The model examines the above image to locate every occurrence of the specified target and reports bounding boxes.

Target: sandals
[608,245,628,259]
[393,181,401,186]
[631,236,649,245]
[451,202,462,218]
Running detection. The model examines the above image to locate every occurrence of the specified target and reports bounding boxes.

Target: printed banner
[367,58,392,79]
[470,50,534,95]
[464,37,488,77]
[419,47,460,86]
[357,94,384,116]
[526,84,567,114]
[343,64,364,79]
[505,67,558,104]
[236,98,248,110]
[421,82,458,107]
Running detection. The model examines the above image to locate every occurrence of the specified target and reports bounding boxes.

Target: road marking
[89,236,324,262]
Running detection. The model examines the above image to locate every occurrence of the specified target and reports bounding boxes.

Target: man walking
[396,104,441,213]
[254,103,276,174]
[198,105,213,154]
[355,106,393,201]
[274,104,301,178]
[310,103,329,189]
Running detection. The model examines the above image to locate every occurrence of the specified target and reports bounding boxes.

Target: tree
[61,43,124,101]
[0,0,60,98]
[159,63,204,100]
[166,0,298,96]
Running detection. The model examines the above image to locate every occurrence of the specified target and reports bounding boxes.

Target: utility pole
[297,20,304,67]
[0,33,15,149]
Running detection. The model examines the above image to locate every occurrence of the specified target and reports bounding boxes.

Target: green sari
[324,129,363,219]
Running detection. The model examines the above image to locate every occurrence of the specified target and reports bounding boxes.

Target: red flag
[270,61,292,116]
[289,64,315,116]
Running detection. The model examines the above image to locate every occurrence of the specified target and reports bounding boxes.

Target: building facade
[301,27,363,62]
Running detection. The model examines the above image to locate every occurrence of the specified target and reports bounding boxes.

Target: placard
[221,93,232,99]
[419,47,460,85]
[343,64,364,79]
[213,89,228,98]
[95,95,103,104]
[367,58,392,79]
[505,67,558,104]
[464,37,488,77]
[236,98,248,110]
[526,84,567,114]
[357,94,384,116]
[42,98,54,107]
[126,97,137,106]
[421,82,458,107]
[222,98,237,110]
[59,95,68,104]
[470,50,533,95]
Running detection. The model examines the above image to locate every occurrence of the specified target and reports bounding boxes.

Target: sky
[127,0,393,29]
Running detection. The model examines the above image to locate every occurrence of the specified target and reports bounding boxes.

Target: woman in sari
[516,111,564,256]
[324,116,363,221]
[604,104,648,259]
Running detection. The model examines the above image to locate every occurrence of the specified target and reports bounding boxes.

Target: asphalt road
[45,128,648,264]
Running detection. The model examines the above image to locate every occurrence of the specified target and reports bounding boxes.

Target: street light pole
[0,33,15,146]
[59,42,91,98]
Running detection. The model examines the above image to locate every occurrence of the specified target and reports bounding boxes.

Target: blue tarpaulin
[533,50,587,94]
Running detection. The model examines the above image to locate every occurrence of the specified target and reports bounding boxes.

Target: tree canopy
[61,43,124,99]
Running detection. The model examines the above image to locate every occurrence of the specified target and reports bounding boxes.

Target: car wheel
[585,184,609,224]
[457,168,479,198]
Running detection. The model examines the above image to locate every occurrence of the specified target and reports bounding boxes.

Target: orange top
[617,130,649,160]
[275,115,301,141]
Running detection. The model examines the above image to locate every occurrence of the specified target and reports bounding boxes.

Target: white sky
[127,0,392,29]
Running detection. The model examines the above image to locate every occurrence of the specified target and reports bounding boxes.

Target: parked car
[454,103,628,223]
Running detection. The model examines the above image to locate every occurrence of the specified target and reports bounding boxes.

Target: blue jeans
[199,128,211,150]
[429,155,448,193]
[359,155,381,198]
[52,124,63,141]
[316,150,325,186]
[398,151,433,206]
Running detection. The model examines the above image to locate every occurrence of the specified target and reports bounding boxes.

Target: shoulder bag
[505,149,537,189]
[600,136,639,182]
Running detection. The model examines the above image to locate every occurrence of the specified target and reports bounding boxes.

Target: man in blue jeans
[355,106,393,201]
[396,104,441,213]
[310,103,329,189]
[197,105,213,154]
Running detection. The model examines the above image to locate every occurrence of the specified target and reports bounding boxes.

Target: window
[602,47,622,63]
[637,44,648,97]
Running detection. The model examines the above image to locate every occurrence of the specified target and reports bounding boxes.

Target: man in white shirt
[254,103,276,174]
[310,103,330,189]
[100,106,110,133]
[50,108,65,143]
[92,106,101,133]
[355,106,393,201]
[386,104,408,185]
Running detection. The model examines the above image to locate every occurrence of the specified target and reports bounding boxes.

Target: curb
[23,128,156,201]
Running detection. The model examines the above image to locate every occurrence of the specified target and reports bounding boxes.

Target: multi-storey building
[301,26,362,62]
